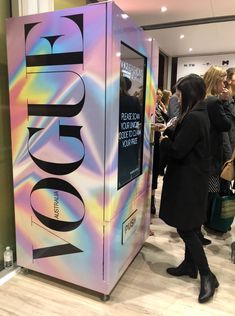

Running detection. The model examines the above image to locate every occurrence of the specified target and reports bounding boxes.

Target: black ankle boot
[201,237,212,246]
[197,229,211,246]
[167,261,198,279]
[151,195,156,215]
[198,272,219,303]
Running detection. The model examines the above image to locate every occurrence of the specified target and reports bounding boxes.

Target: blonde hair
[203,66,226,96]
[156,88,163,96]
[162,89,172,107]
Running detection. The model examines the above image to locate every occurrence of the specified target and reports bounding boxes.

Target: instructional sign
[118,43,146,189]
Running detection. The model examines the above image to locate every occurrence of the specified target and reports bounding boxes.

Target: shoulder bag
[220,148,235,181]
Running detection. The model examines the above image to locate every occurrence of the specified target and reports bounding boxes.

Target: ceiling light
[116,52,121,57]
[147,37,153,42]
[161,6,167,13]
[189,48,193,52]
[121,13,129,19]
[180,34,185,39]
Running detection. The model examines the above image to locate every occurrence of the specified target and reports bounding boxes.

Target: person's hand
[219,88,230,101]
[156,123,166,132]
[151,123,165,132]
[160,135,168,142]
[159,101,167,113]
[151,123,156,131]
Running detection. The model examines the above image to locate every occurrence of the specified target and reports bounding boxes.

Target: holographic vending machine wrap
[6,2,156,295]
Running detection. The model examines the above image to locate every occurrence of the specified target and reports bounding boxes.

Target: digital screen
[117,42,147,189]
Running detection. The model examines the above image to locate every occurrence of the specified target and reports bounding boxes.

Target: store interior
[0,1,234,315]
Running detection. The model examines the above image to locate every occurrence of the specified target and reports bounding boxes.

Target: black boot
[198,272,219,303]
[151,195,156,215]
[167,261,198,279]
[197,229,211,246]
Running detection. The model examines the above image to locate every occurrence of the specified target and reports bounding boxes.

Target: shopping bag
[220,194,235,219]
[206,193,234,233]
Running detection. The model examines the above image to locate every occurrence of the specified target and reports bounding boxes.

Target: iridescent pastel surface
[6,2,155,294]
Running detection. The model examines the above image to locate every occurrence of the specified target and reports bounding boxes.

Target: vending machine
[6,1,157,298]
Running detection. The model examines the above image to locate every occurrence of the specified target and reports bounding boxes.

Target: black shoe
[201,237,212,246]
[231,242,235,263]
[151,196,156,215]
[198,272,219,303]
[196,230,212,246]
[204,225,223,235]
[167,261,198,279]
[151,205,156,215]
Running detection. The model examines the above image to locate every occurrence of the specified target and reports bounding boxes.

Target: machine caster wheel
[100,294,110,301]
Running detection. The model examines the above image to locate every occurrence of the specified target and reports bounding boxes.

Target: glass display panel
[118,42,147,189]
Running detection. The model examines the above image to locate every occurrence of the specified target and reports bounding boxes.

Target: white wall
[177,53,235,79]
[11,0,54,16]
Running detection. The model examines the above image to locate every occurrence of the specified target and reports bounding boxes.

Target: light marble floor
[0,177,234,315]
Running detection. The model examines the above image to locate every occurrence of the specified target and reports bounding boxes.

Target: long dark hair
[176,74,206,118]
[226,67,235,81]
[226,68,235,92]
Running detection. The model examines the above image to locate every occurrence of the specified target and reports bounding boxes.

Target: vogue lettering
[27,71,85,117]
[24,14,85,259]
[27,125,85,175]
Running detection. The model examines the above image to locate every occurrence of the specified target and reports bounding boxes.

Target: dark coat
[228,97,235,151]
[206,96,231,175]
[167,94,180,119]
[159,102,210,230]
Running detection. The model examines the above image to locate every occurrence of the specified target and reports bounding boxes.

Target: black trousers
[205,192,217,225]
[151,132,160,190]
[177,228,210,276]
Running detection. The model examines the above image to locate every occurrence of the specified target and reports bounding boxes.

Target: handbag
[220,194,235,219]
[220,148,235,181]
[206,193,234,233]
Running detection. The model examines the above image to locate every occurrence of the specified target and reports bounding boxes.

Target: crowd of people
[150,66,235,304]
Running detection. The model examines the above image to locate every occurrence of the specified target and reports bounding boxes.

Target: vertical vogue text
[25,14,85,260]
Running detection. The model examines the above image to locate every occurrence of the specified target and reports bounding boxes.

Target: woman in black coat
[203,66,231,229]
[159,74,219,304]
